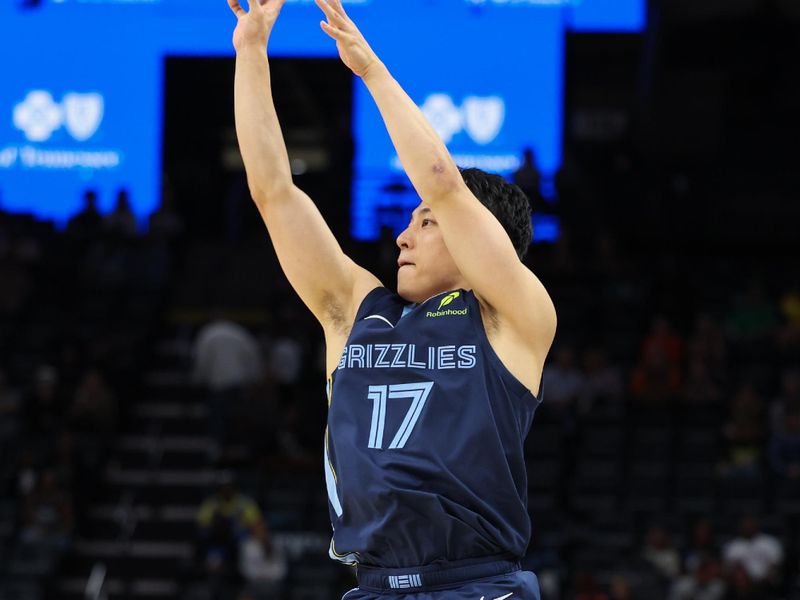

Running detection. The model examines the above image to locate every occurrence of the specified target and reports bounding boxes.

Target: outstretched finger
[320,19,354,42]
[330,0,349,19]
[227,0,247,17]
[319,19,342,39]
[314,0,347,26]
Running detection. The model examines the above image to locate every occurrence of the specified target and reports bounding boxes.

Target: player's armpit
[253,184,382,328]
[428,184,557,361]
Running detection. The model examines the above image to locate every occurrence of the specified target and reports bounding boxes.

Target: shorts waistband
[356,555,520,592]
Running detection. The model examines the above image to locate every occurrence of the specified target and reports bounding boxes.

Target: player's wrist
[360,59,387,83]
[236,40,269,59]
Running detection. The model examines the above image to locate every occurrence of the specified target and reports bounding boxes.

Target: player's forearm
[362,62,464,204]
[234,44,294,203]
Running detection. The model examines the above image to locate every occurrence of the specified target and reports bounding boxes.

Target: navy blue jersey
[324,287,542,569]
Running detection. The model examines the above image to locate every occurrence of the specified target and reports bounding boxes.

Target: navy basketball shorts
[342,558,541,600]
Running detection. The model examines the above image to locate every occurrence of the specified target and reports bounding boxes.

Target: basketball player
[226,0,557,597]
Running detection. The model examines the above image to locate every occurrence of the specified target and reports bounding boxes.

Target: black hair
[459,167,532,260]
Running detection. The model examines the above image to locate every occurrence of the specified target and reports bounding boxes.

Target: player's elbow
[248,178,295,208]
[424,161,466,204]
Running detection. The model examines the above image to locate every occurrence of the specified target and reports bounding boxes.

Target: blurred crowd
[0,190,177,594]
[542,306,800,482]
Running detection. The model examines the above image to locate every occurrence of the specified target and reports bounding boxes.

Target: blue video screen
[566,0,646,32]
[0,0,644,234]
[0,6,164,225]
[351,3,566,241]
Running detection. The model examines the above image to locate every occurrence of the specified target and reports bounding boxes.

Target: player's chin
[397,269,421,303]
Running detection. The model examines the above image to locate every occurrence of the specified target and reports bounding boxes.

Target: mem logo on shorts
[426,292,468,318]
[388,573,422,589]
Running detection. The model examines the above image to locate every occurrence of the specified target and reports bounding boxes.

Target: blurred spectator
[683,518,720,575]
[267,335,303,388]
[669,556,727,600]
[722,385,766,477]
[275,403,316,465]
[66,189,102,240]
[768,408,800,479]
[630,346,682,405]
[192,318,262,454]
[549,228,577,276]
[724,563,768,600]
[197,482,263,600]
[725,281,779,343]
[233,365,282,460]
[19,469,74,549]
[589,230,624,278]
[68,367,118,477]
[12,229,44,264]
[631,317,684,404]
[642,524,681,581]
[68,367,118,435]
[0,252,32,314]
[148,184,184,240]
[512,147,545,214]
[238,520,288,599]
[642,316,685,367]
[23,365,65,443]
[608,575,634,600]
[573,570,609,600]
[0,368,22,446]
[722,516,783,588]
[542,345,585,424]
[197,483,262,537]
[769,368,800,435]
[103,188,138,238]
[777,287,800,348]
[49,431,78,495]
[683,519,718,569]
[524,536,562,600]
[687,315,728,383]
[579,347,623,413]
[684,357,723,405]
[267,305,306,390]
[15,447,39,499]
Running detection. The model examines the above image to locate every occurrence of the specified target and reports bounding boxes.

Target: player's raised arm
[315,0,556,361]
[228,0,380,328]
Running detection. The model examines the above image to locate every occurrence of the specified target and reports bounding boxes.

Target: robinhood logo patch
[427,292,467,318]
[437,292,460,310]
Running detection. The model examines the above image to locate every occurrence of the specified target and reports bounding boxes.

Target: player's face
[395,204,467,303]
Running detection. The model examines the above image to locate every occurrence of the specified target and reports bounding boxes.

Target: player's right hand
[228,0,286,53]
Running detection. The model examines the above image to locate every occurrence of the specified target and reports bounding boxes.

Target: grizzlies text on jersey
[325,287,542,569]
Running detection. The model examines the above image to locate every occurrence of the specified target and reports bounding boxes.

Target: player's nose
[396,225,413,249]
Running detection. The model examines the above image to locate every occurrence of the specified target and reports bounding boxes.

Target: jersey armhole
[467,291,543,403]
[353,286,392,322]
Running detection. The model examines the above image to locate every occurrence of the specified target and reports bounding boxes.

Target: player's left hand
[314,0,380,78]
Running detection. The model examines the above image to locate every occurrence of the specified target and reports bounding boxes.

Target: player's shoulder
[323,271,388,336]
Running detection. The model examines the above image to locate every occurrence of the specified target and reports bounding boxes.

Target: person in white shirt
[192,318,262,454]
[239,520,288,599]
[722,515,783,585]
